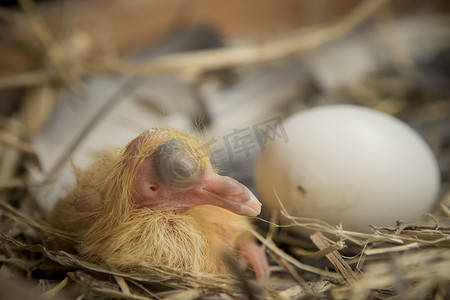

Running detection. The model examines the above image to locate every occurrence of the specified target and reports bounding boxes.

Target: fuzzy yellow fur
[48,127,253,274]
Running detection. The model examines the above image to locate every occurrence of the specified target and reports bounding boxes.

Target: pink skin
[239,239,270,281]
[133,156,270,280]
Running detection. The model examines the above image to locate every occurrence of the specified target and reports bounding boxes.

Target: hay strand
[310,232,357,284]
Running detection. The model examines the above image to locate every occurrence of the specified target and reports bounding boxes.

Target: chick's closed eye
[155,139,202,189]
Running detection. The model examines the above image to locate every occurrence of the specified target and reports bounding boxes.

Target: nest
[1,189,449,299]
[0,0,449,299]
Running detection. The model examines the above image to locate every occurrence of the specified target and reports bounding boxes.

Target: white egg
[254,105,440,232]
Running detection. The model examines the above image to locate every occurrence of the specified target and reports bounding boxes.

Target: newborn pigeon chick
[48,127,269,279]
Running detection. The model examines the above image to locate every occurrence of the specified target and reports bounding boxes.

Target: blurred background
[1,0,449,211]
[0,0,449,298]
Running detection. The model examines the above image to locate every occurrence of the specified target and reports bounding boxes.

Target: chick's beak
[192,169,262,216]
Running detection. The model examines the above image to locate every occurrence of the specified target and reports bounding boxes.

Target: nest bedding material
[0,195,449,299]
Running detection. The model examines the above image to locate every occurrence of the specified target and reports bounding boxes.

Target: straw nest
[0,0,449,299]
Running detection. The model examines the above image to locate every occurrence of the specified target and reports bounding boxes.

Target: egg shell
[255,105,441,232]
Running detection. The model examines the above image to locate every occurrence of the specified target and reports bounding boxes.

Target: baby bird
[48,127,269,280]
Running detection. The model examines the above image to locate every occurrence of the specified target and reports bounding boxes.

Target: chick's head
[121,127,261,216]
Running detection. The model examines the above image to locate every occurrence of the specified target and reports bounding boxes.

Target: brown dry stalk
[0,200,76,241]
[250,228,342,279]
[17,0,81,90]
[0,0,389,91]
[0,70,53,90]
[273,255,316,297]
[0,130,34,155]
[40,276,69,299]
[310,232,357,284]
[289,242,344,259]
[109,0,388,78]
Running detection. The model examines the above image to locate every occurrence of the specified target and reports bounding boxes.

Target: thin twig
[273,255,316,297]
[364,243,420,256]
[17,0,80,90]
[310,232,357,284]
[0,70,53,90]
[0,200,76,241]
[41,76,144,184]
[250,228,342,279]
[0,130,35,155]
[100,0,389,78]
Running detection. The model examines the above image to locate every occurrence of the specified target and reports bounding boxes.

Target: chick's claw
[239,238,270,281]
